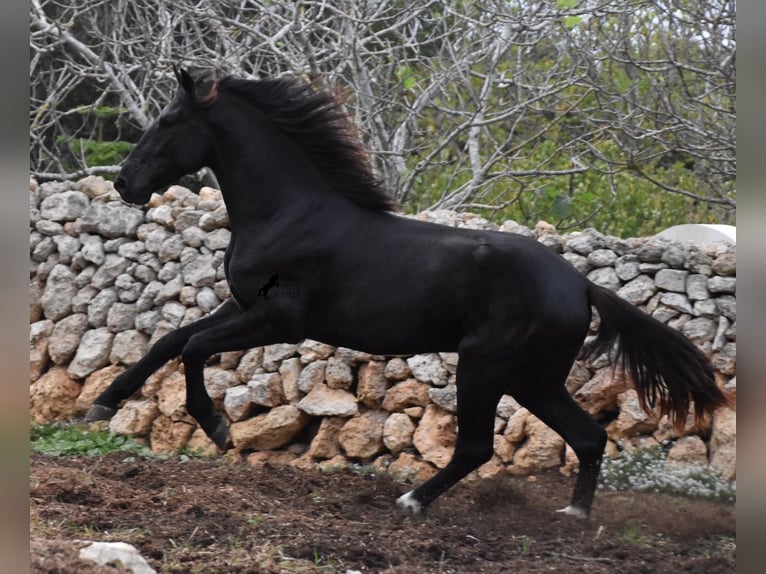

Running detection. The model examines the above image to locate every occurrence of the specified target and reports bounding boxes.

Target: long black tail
[586,283,729,429]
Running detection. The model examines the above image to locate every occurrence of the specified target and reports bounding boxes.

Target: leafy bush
[30,422,152,457]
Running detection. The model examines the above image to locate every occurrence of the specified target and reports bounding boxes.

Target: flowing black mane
[218,75,399,212]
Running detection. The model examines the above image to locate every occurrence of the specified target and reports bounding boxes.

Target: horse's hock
[29,176,737,483]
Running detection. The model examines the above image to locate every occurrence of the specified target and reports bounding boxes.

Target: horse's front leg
[85,299,241,422]
[179,305,301,450]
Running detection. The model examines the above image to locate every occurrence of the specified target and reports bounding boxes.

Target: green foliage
[30,422,152,457]
[66,138,135,168]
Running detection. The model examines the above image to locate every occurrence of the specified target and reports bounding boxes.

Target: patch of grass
[520,536,534,555]
[599,444,736,504]
[616,525,653,546]
[30,422,153,457]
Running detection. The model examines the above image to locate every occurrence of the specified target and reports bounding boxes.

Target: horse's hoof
[396,491,423,514]
[556,504,589,519]
[209,420,232,452]
[84,404,117,422]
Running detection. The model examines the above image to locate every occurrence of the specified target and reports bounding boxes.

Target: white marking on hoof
[396,491,422,514]
[556,504,588,519]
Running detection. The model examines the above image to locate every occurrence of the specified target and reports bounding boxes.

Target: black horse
[87,67,727,518]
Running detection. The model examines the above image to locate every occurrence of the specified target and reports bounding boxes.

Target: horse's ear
[194,78,218,107]
[175,66,196,96]
[173,65,217,106]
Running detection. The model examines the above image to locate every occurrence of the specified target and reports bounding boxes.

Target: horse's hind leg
[397,355,505,512]
[515,382,607,518]
[85,299,241,422]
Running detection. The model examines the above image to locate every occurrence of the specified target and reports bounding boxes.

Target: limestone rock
[230,405,309,450]
[75,365,125,413]
[39,190,89,222]
[30,367,81,423]
[109,399,160,436]
[185,428,219,456]
[382,379,431,411]
[496,394,522,419]
[338,410,388,459]
[67,328,114,379]
[586,267,621,291]
[80,201,144,239]
[235,347,264,382]
[708,276,736,294]
[682,317,716,344]
[383,412,416,454]
[249,373,284,407]
[79,541,156,574]
[74,175,113,199]
[332,348,375,366]
[504,408,529,442]
[109,329,149,365]
[224,385,254,422]
[659,292,694,314]
[156,372,189,421]
[388,452,436,483]
[715,295,736,321]
[297,360,326,393]
[413,405,456,469]
[29,319,54,382]
[566,231,605,255]
[712,252,736,276]
[199,367,237,410]
[666,435,708,467]
[325,356,354,389]
[429,385,457,413]
[308,416,346,459]
[407,353,448,386]
[297,384,358,417]
[40,264,77,321]
[150,415,195,454]
[384,357,411,381]
[655,269,689,293]
[493,434,516,464]
[618,254,645,286]
[298,339,335,362]
[181,252,217,287]
[607,390,659,439]
[574,367,629,416]
[278,357,303,403]
[509,415,564,474]
[262,343,298,371]
[617,275,656,305]
[686,274,710,301]
[357,360,388,407]
[91,254,127,289]
[587,249,618,267]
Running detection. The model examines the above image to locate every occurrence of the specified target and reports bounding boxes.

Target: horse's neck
[213,161,356,235]
[209,110,373,233]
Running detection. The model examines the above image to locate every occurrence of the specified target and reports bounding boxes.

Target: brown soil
[30,452,735,573]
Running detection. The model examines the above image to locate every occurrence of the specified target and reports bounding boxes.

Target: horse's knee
[453,439,494,469]
[180,336,207,368]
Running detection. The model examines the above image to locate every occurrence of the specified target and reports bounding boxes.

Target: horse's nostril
[113,175,127,193]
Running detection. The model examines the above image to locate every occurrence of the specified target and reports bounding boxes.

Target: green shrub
[30,422,152,457]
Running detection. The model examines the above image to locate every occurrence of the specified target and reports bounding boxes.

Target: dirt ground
[30,452,735,573]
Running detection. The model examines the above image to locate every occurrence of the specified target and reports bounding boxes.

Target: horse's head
[114,66,218,204]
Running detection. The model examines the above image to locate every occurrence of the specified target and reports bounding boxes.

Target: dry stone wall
[29,176,737,482]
